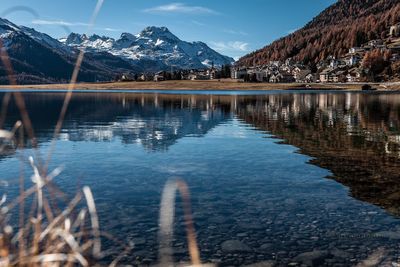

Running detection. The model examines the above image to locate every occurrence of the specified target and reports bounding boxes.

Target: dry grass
[0,0,211,262]
[1,79,398,91]
[0,158,103,266]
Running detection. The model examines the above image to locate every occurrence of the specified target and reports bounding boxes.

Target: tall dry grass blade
[29,156,43,218]
[176,180,200,266]
[3,165,63,214]
[0,39,37,147]
[108,242,134,267]
[45,0,105,173]
[0,121,21,155]
[83,186,101,258]
[158,179,201,266]
[18,122,25,264]
[0,92,11,130]
[39,192,82,241]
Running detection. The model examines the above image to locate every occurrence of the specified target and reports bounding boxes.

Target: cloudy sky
[0,0,336,59]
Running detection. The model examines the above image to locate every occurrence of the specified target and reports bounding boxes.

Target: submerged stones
[221,240,252,253]
[293,250,329,266]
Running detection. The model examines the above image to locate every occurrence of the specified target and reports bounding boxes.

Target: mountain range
[0,18,233,84]
[61,26,234,71]
[238,0,400,67]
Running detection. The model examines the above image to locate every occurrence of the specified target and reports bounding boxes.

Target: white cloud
[191,20,206,26]
[209,41,250,53]
[287,28,298,34]
[31,19,89,27]
[223,29,248,36]
[101,27,123,32]
[143,3,219,15]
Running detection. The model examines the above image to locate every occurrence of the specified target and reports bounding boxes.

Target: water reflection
[236,93,400,216]
[2,91,400,265]
[3,93,233,151]
[3,92,400,214]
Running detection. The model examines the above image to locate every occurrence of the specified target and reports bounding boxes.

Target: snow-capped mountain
[0,18,234,84]
[0,17,143,84]
[61,26,235,70]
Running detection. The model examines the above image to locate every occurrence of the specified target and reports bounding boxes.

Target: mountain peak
[138,26,178,41]
[142,26,170,34]
[64,32,88,45]
[0,17,20,31]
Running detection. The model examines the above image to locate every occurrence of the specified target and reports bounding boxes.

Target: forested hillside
[238,0,400,66]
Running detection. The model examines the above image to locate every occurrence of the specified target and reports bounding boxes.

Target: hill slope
[237,0,400,66]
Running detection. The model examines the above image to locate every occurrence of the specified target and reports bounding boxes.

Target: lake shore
[0,79,399,91]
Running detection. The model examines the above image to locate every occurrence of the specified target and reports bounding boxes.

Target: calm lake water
[1,91,400,266]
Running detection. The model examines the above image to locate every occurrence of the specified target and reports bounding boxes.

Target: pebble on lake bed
[221,240,252,253]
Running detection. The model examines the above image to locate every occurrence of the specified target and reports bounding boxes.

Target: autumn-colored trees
[361,49,393,81]
[238,0,400,67]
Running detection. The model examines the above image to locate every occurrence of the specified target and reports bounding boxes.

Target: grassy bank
[0,79,398,91]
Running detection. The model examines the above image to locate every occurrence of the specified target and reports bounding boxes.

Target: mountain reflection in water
[2,91,400,265]
[4,92,400,216]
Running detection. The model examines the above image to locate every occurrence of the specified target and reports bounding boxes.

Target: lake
[1,91,400,266]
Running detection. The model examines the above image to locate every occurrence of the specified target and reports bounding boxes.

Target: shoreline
[0,79,399,91]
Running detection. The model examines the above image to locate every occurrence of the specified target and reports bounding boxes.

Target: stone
[330,248,352,259]
[131,237,146,245]
[294,250,329,266]
[375,231,400,240]
[259,243,273,250]
[244,260,276,267]
[221,240,252,253]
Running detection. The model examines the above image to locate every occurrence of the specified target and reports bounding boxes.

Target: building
[319,69,331,83]
[231,68,248,79]
[120,73,135,81]
[154,74,164,82]
[269,74,281,83]
[391,53,400,62]
[320,69,345,83]
[344,55,362,66]
[189,73,210,80]
[368,39,384,47]
[346,68,362,82]
[293,69,312,83]
[247,69,266,82]
[305,73,316,83]
[390,23,400,37]
[206,69,217,80]
[137,74,147,81]
[269,72,294,83]
[349,47,365,54]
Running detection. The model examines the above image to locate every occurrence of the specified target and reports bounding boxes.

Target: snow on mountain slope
[0,18,21,45]
[20,26,70,52]
[0,17,67,51]
[61,26,235,69]
[0,17,144,84]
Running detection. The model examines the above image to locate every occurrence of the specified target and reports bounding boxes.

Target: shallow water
[1,91,400,266]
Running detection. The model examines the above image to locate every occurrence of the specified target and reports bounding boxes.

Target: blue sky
[0,0,336,59]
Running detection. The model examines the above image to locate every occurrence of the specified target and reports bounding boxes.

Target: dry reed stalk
[0,1,211,266]
[158,179,214,267]
[44,0,105,174]
[0,157,104,266]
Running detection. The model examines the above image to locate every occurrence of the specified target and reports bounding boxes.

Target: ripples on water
[1,91,400,266]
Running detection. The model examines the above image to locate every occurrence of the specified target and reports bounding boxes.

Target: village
[119,23,400,84]
[231,22,400,83]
